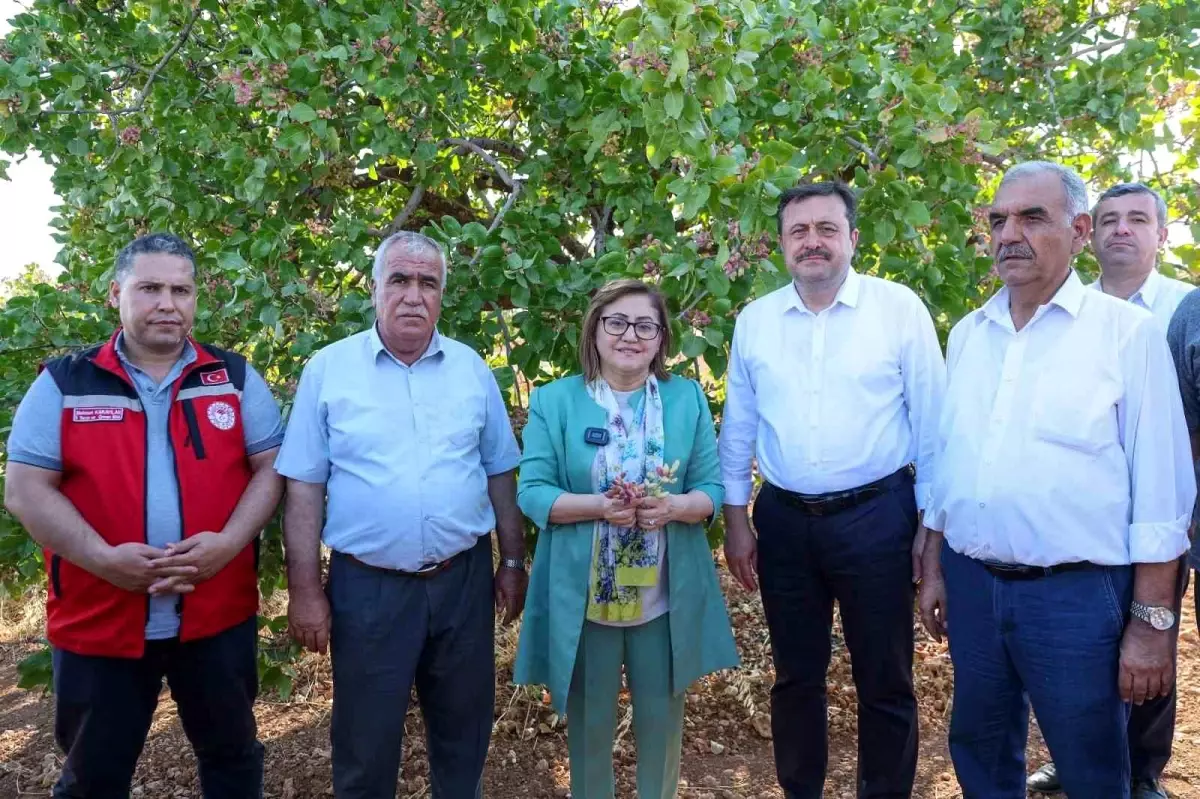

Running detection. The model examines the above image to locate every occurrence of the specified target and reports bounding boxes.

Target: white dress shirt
[719,269,946,508]
[925,270,1194,566]
[1088,268,1194,331]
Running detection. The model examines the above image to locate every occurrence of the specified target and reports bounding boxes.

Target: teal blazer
[513,374,740,713]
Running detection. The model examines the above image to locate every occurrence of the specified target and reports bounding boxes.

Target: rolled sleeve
[1167,296,1200,432]
[273,355,331,483]
[241,365,285,455]
[515,388,567,530]
[717,319,757,506]
[6,370,64,471]
[683,379,724,522]
[1122,318,1194,563]
[479,365,521,476]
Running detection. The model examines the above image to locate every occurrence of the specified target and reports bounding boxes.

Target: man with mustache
[719,180,945,797]
[275,231,526,798]
[1028,182,1194,798]
[4,232,286,797]
[919,163,1193,797]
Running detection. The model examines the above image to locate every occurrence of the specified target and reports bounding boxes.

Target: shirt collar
[1088,268,1161,310]
[369,323,443,364]
[982,268,1086,328]
[781,268,861,314]
[114,331,197,372]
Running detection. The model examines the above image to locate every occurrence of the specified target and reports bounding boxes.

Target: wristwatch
[500,557,526,571]
[1130,600,1177,631]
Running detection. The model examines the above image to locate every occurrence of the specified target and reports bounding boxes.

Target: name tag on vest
[73,407,125,423]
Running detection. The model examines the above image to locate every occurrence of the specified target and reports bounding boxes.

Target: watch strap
[501,557,526,570]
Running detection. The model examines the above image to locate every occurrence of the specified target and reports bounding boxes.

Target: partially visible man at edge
[920,162,1193,798]
[4,232,285,798]
[1028,181,1195,799]
[275,231,527,799]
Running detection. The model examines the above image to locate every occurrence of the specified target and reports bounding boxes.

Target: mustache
[794,248,832,261]
[998,243,1035,260]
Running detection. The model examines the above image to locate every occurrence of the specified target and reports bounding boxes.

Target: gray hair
[372,231,448,290]
[1094,182,1168,228]
[114,233,196,285]
[998,161,1090,223]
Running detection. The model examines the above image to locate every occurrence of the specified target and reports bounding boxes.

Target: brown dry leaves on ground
[1,567,1198,798]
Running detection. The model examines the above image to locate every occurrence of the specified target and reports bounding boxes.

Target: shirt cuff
[247,433,285,456]
[1128,512,1191,564]
[6,452,63,471]
[922,505,947,533]
[722,479,753,506]
[483,455,520,477]
[914,481,932,512]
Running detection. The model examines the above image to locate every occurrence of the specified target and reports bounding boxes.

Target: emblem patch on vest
[72,407,124,423]
[207,401,237,431]
[201,368,230,386]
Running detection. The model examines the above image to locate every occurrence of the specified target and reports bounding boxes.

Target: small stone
[702,774,720,788]
[535,759,549,772]
[710,740,726,755]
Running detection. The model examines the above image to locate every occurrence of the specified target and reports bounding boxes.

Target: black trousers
[327,534,494,799]
[51,615,262,799]
[1127,557,1191,782]
[754,476,919,799]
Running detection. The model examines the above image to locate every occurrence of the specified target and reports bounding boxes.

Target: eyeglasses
[601,316,663,341]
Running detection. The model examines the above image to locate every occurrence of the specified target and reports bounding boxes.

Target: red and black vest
[42,329,259,658]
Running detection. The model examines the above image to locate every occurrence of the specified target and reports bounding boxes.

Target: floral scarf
[585,375,665,622]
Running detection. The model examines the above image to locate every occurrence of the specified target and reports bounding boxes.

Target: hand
[1119,620,1175,704]
[723,510,758,592]
[287,588,332,654]
[97,542,194,592]
[912,518,927,585]
[917,531,947,642]
[151,532,241,584]
[636,495,677,530]
[147,575,197,596]
[600,495,637,527]
[494,565,529,625]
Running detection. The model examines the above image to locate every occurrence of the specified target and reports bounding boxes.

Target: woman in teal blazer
[514,279,739,799]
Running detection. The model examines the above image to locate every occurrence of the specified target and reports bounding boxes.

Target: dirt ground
[1,569,1198,799]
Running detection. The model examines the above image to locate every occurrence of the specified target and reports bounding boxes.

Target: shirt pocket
[433,393,486,453]
[1031,367,1121,454]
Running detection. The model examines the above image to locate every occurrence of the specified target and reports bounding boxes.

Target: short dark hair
[1093,182,1168,228]
[114,233,196,285]
[776,180,858,235]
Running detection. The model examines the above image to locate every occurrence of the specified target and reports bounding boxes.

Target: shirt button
[978,502,986,509]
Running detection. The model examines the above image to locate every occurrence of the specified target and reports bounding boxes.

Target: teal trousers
[567,615,686,799]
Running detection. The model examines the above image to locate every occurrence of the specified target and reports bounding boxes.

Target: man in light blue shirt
[1030,182,1195,799]
[275,231,525,799]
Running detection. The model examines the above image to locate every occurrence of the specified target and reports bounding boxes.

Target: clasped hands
[97,533,238,596]
[599,491,679,530]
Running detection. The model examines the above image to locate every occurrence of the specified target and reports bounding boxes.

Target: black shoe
[1027,762,1061,794]
[1132,778,1168,799]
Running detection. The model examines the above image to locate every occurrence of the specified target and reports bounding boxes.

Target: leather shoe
[1132,778,1168,799]
[1027,762,1061,794]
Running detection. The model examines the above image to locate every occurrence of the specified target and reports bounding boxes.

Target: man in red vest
[4,233,284,798]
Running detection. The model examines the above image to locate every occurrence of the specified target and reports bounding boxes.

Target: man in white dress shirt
[919,162,1194,799]
[1028,182,1194,798]
[720,180,945,798]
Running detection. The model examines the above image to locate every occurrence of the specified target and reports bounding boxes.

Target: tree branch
[1043,35,1131,69]
[843,135,881,164]
[445,137,514,187]
[43,6,201,117]
[386,185,426,234]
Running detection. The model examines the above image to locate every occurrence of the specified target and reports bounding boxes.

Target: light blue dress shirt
[273,326,522,570]
[6,334,285,639]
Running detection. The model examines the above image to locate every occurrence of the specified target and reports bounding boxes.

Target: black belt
[767,464,915,517]
[977,559,1105,580]
[336,548,465,579]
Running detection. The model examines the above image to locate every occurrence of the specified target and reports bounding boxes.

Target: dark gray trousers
[327,535,494,799]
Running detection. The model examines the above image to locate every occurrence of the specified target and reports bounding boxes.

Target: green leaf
[875,219,897,245]
[259,306,281,328]
[740,27,772,52]
[614,13,641,43]
[702,327,725,347]
[902,201,931,227]
[67,138,88,157]
[682,184,711,219]
[897,147,923,168]
[680,333,708,358]
[664,90,684,119]
[487,6,507,25]
[290,103,317,123]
